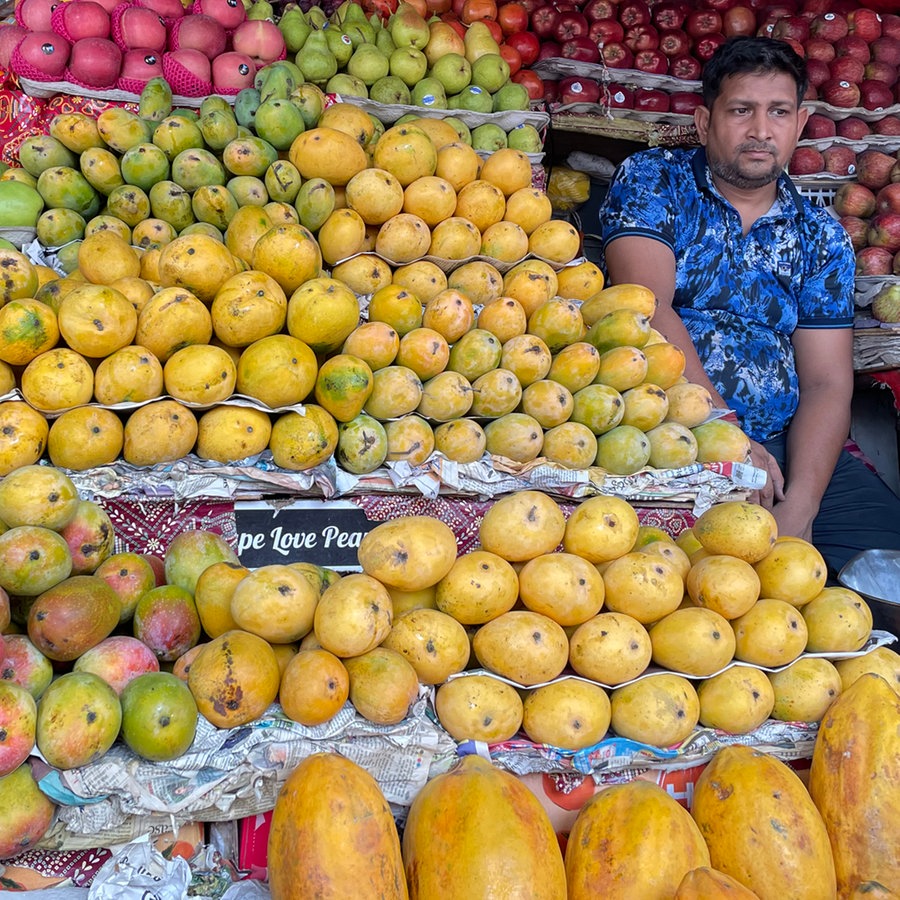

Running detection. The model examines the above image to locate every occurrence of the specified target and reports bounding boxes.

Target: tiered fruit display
[0,66,753,480]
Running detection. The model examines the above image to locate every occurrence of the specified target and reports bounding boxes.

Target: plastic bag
[547,166,591,213]
[88,841,190,900]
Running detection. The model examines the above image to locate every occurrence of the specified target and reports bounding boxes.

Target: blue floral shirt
[599,147,855,443]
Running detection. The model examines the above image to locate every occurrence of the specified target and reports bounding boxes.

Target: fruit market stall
[1,0,899,895]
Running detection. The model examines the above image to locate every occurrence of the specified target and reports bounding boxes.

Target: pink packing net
[63,64,120,91]
[49,3,111,44]
[11,40,70,82]
[111,3,168,53]
[162,51,213,97]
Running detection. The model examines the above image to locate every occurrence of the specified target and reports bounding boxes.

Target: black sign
[233,499,378,570]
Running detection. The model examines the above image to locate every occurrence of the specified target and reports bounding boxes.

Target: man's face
[694,71,809,191]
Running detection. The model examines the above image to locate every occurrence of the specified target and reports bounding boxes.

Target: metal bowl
[838,549,900,636]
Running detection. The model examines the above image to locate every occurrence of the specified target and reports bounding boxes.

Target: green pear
[470,53,509,94]
[443,116,471,145]
[247,0,274,20]
[279,9,311,54]
[325,73,369,98]
[369,75,411,106]
[453,84,493,113]
[463,21,500,64]
[411,76,448,109]
[388,1,430,49]
[307,6,327,28]
[493,82,530,113]
[429,52,471,96]
[347,43,390,86]
[389,46,426,86]
[375,26,396,55]
[325,28,355,66]
[295,30,338,86]
[471,122,507,152]
[346,21,375,46]
[506,122,543,152]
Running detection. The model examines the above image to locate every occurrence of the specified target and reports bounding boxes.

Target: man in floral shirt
[601,36,900,575]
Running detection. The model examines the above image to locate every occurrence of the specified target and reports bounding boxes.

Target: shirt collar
[690,146,805,219]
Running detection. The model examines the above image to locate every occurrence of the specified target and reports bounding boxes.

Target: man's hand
[771,499,815,543]
[749,439,784,509]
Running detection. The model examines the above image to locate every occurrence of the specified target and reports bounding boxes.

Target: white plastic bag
[88,841,190,900]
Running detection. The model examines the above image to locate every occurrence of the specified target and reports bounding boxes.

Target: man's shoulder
[790,189,854,249]
[618,146,695,177]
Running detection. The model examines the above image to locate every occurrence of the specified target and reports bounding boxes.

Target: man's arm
[604,234,785,505]
[777,326,854,542]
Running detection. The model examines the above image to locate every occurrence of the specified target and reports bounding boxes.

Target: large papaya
[267,752,407,900]
[565,780,710,900]
[676,867,762,899]
[691,745,836,900]
[402,754,566,900]
[808,673,900,898]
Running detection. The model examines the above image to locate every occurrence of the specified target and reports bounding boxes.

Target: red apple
[789,147,825,175]
[554,2,578,12]
[582,0,615,21]
[804,38,835,62]
[857,149,897,190]
[828,55,865,84]
[701,0,737,10]
[801,0,833,16]
[873,116,900,136]
[200,0,246,30]
[536,39,562,59]
[669,90,703,113]
[872,36,900,66]
[882,13,900,41]
[634,48,668,73]
[834,34,871,64]
[16,0,57,32]
[231,19,285,66]
[0,25,27,70]
[618,0,650,28]
[693,31,726,60]
[119,47,163,82]
[802,112,837,138]
[859,78,895,111]
[54,0,110,42]
[771,14,809,41]
[864,60,898,87]
[589,18,624,43]
[810,12,848,41]
[822,145,857,175]
[530,4,561,38]
[834,181,876,217]
[498,2,529,34]
[653,2,688,30]
[686,9,722,37]
[600,40,633,67]
[116,6,167,53]
[558,74,601,104]
[624,23,659,50]
[722,5,756,35]
[855,246,893,276]
[607,82,635,107]
[561,34,601,60]
[67,35,121,86]
[803,59,829,91]
[835,116,871,139]
[658,28,690,56]
[635,87,670,111]
[212,50,256,90]
[867,213,900,253]
[15,30,71,77]
[669,53,702,80]
[163,47,212,85]
[499,42,522,74]
[512,67,545,99]
[172,14,227,59]
[839,215,870,252]
[819,78,861,108]
[847,8,882,42]
[875,182,900,215]
[505,30,540,65]
[554,10,589,40]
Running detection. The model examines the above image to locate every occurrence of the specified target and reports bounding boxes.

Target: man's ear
[694,105,711,144]
[796,104,810,136]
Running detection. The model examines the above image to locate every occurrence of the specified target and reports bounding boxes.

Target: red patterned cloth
[2,846,111,888]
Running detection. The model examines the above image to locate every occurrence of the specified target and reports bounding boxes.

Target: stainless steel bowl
[838,549,900,636]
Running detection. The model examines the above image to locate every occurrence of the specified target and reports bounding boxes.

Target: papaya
[268,752,407,900]
[402,754,566,899]
[676,867,762,899]
[808,673,900,897]
[691,744,836,900]
[565,780,710,900]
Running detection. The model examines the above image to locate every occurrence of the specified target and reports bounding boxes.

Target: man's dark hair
[701,36,808,108]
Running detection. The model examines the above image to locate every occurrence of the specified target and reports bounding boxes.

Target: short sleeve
[796,210,855,328]
[599,149,680,252]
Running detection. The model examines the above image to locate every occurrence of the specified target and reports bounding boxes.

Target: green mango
[79,147,125,196]
[0,181,45,227]
[234,87,262,129]
[36,167,100,218]
[199,109,240,152]
[170,148,227,193]
[17,135,77,178]
[152,116,205,161]
[120,143,171,193]
[148,180,195,231]
[105,185,152,228]
[36,208,85,247]
[290,82,326,129]
[258,64,295,103]
[200,95,232,117]
[294,177,334,232]
[227,175,269,207]
[56,241,82,274]
[138,77,174,123]
[253,98,305,151]
[191,184,240,230]
[221,136,279,178]
[264,159,303,204]
[180,222,224,241]
[96,108,154,154]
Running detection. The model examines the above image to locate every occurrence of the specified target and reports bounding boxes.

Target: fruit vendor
[600,36,900,575]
